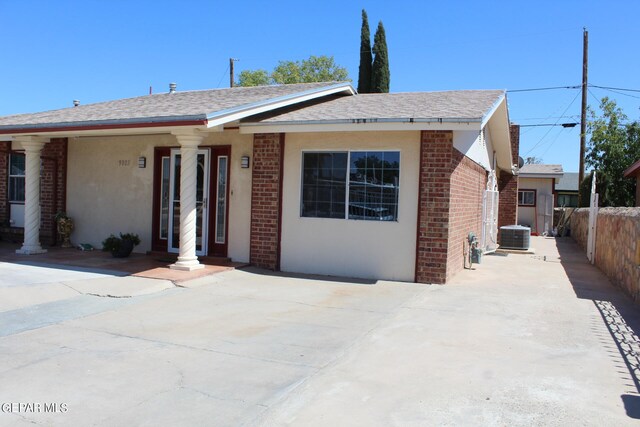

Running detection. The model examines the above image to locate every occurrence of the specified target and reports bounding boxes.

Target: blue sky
[1,0,639,172]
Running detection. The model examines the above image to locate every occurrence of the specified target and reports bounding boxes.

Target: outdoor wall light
[241,155,250,168]
[138,156,146,168]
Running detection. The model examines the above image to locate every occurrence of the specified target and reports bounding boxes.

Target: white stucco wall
[453,127,495,171]
[517,177,556,234]
[66,131,252,261]
[280,131,420,282]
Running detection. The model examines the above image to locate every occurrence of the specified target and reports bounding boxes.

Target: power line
[524,89,582,156]
[215,64,230,88]
[595,87,640,100]
[520,123,578,127]
[540,126,571,158]
[507,85,580,93]
[590,84,640,93]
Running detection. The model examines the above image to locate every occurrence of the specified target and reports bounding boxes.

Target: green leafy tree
[371,21,390,93]
[271,60,302,84]
[357,9,372,93]
[299,55,348,83]
[586,97,640,206]
[237,55,348,86]
[236,69,270,87]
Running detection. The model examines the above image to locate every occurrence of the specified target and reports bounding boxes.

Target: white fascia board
[519,173,564,179]
[206,83,355,129]
[485,98,513,172]
[480,92,507,129]
[240,121,481,134]
[5,124,215,139]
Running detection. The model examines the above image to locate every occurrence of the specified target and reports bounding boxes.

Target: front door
[152,146,230,258]
[167,148,209,256]
[208,147,230,257]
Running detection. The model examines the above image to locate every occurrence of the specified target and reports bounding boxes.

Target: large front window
[301,151,400,221]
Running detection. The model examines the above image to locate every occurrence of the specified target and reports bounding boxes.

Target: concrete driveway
[1,237,639,426]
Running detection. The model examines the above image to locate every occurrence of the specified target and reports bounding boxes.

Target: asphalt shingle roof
[244,90,505,124]
[555,172,579,191]
[519,164,564,176]
[0,82,345,131]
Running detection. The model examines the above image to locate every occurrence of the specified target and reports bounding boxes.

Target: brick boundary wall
[250,133,284,270]
[570,207,640,302]
[447,149,488,281]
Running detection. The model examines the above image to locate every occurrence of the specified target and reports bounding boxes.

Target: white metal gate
[481,170,499,254]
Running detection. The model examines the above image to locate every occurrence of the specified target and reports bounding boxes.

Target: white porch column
[170,130,205,271]
[16,136,48,255]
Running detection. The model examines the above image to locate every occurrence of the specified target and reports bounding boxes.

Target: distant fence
[571,208,640,301]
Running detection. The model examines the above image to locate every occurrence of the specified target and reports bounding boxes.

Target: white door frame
[168,148,210,256]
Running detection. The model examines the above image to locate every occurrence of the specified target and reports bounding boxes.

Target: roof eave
[206,82,355,128]
[519,173,564,179]
[0,115,208,135]
[624,159,640,177]
[240,117,483,134]
[485,96,513,172]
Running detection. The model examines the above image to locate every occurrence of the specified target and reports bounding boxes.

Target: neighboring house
[517,164,563,235]
[624,159,640,207]
[554,172,579,207]
[0,82,517,284]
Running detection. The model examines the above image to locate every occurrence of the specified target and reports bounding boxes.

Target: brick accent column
[40,138,68,245]
[250,133,284,270]
[498,124,520,229]
[415,131,454,284]
[0,141,10,226]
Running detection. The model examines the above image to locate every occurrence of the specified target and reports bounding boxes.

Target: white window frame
[8,152,26,204]
[518,190,536,207]
[300,149,401,222]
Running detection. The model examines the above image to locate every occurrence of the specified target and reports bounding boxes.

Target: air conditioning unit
[500,225,531,250]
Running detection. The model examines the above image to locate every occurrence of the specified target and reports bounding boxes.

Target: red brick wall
[40,138,68,245]
[415,131,455,284]
[250,133,284,270]
[447,150,487,280]
[0,139,67,245]
[0,141,10,226]
[498,124,520,229]
[416,131,487,284]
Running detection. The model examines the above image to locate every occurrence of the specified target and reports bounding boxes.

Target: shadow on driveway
[556,237,640,419]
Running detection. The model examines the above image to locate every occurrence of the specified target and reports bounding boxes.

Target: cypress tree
[371,21,390,93]
[357,9,372,94]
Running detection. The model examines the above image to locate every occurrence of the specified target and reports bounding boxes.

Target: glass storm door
[167,148,210,256]
[209,150,229,256]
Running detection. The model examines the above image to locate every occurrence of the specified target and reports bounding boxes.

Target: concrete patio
[0,236,639,426]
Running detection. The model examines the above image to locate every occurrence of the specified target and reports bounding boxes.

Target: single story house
[624,159,640,207]
[0,82,518,284]
[554,172,579,207]
[517,164,563,235]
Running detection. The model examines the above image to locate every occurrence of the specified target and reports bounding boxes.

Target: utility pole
[229,58,238,88]
[579,28,589,202]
